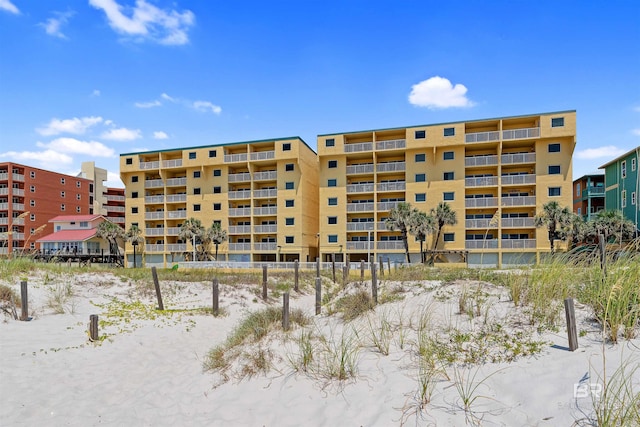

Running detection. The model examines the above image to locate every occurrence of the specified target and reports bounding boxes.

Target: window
[285,182,294,190]
[621,190,627,208]
[125,158,132,165]
[415,153,426,162]
[577,207,581,215]
[328,197,338,206]
[328,179,337,187]
[132,207,138,214]
[632,192,636,206]
[60,191,65,198]
[548,165,561,174]
[415,193,426,202]
[283,143,291,151]
[548,143,561,153]
[285,200,294,207]
[194,188,201,195]
[444,172,454,181]
[76,194,81,200]
[328,216,337,225]
[194,204,201,211]
[30,200,35,207]
[30,228,35,235]
[132,176,139,182]
[132,191,138,198]
[415,173,426,182]
[285,217,294,226]
[632,158,637,172]
[30,171,36,178]
[188,152,196,159]
[30,185,35,193]
[76,181,81,188]
[213,169,222,177]
[621,161,627,178]
[213,203,221,210]
[443,151,454,160]
[76,207,81,213]
[60,204,65,211]
[548,187,561,197]
[285,163,294,171]
[213,220,221,226]
[443,192,454,201]
[415,130,426,139]
[328,160,337,168]
[444,233,455,242]
[443,127,455,137]
[213,186,221,194]
[551,117,565,127]
[209,150,217,158]
[285,236,294,244]
[193,171,201,178]
[80,221,88,228]
[60,178,65,184]
[328,235,338,243]
[576,183,581,194]
[30,214,35,221]
[325,138,335,147]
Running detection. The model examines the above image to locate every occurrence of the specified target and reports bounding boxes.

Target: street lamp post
[132,240,138,268]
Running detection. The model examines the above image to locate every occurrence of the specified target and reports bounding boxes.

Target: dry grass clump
[332,289,374,321]
[0,283,20,319]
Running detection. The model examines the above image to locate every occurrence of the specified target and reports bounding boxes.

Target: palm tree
[586,210,636,244]
[210,222,228,260]
[409,210,435,263]
[96,220,125,264]
[125,224,144,267]
[431,202,457,251]
[179,218,204,261]
[385,202,416,263]
[565,213,587,249]
[534,201,572,254]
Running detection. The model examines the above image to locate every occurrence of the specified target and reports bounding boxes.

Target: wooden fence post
[598,233,606,275]
[360,260,364,279]
[564,297,578,351]
[294,260,299,292]
[379,256,384,277]
[212,278,219,316]
[371,264,378,304]
[316,257,320,278]
[262,265,268,301]
[151,267,164,310]
[343,265,348,286]
[332,254,336,283]
[315,277,321,315]
[283,292,290,331]
[387,258,391,274]
[20,280,28,321]
[89,314,99,341]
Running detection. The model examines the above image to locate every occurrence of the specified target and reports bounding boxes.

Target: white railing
[253,189,277,198]
[376,139,406,150]
[167,210,187,219]
[377,221,388,230]
[346,203,375,212]
[346,164,374,175]
[167,227,181,235]
[465,219,498,228]
[254,225,277,233]
[501,239,536,249]
[162,159,182,168]
[465,177,498,187]
[166,177,187,187]
[166,194,187,203]
[250,151,275,161]
[10,232,25,240]
[501,217,535,228]
[377,241,404,250]
[344,142,373,153]
[0,202,7,210]
[377,182,406,192]
[254,242,277,251]
[347,241,371,250]
[465,197,499,208]
[501,196,536,207]
[229,243,251,251]
[229,190,252,199]
[167,244,187,252]
[465,131,500,143]
[106,194,125,202]
[377,201,402,211]
[501,174,536,185]
[145,212,164,220]
[228,173,251,183]
[0,173,6,180]
[145,195,164,204]
[109,217,125,224]
[146,228,165,236]
[501,153,536,164]
[254,207,277,216]
[465,240,498,249]
[12,174,25,182]
[12,203,24,211]
[105,206,125,213]
[144,179,164,188]
[346,183,374,193]
[502,127,540,140]
[140,161,160,170]
[465,155,498,167]
[346,222,375,231]
[0,188,25,196]
[376,162,406,173]
[145,244,165,252]
[253,171,277,181]
[229,225,251,234]
[0,188,8,196]
[0,218,7,225]
[229,208,251,217]
[224,153,248,163]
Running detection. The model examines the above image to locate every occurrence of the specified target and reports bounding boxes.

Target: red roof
[37,228,98,242]
[49,215,104,223]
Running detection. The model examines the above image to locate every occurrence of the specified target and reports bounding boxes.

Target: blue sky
[1,0,638,188]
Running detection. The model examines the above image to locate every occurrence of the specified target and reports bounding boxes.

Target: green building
[599,146,640,231]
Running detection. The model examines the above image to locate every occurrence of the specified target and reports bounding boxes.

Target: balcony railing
[140,161,160,170]
[377,221,388,230]
[229,243,251,251]
[377,182,406,192]
[250,151,275,161]
[10,232,25,240]
[106,194,125,202]
[465,155,498,167]
[377,241,404,250]
[145,244,165,252]
[254,242,277,251]
[582,187,605,197]
[501,196,536,207]
[0,218,7,225]
[228,172,251,183]
[145,195,164,204]
[167,227,181,235]
[465,197,498,208]
[253,207,277,216]
[347,241,372,250]
[465,240,498,249]
[146,228,165,236]
[12,173,25,182]
[145,212,165,220]
[162,159,182,168]
[501,153,536,164]
[229,225,251,234]
[254,225,277,233]
[376,139,406,150]
[229,208,251,217]
[166,177,187,187]
[105,206,125,213]
[501,218,535,228]
[167,210,187,219]
[167,244,187,252]
[0,188,25,196]
[501,239,536,249]
[465,131,500,143]
[501,174,536,185]
[12,203,25,211]
[229,190,252,199]
[108,216,125,223]
[465,219,498,228]
[465,176,498,187]
[224,153,248,163]
[377,201,401,211]
[376,162,405,173]
[344,142,373,153]
[346,203,375,212]
[346,222,375,231]
[0,202,7,210]
[253,171,277,181]
[346,164,374,175]
[346,183,374,194]
[166,194,187,203]
[253,189,277,198]
[0,173,6,180]
[502,127,540,140]
[144,179,164,188]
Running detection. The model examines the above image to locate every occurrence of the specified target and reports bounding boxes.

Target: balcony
[253,189,277,198]
[377,221,388,230]
[229,225,251,234]
[376,162,405,173]
[377,182,406,192]
[224,153,248,163]
[254,225,277,233]
[167,244,187,252]
[144,179,164,188]
[465,155,498,167]
[250,151,275,161]
[253,207,277,216]
[167,227,181,235]
[347,203,375,212]
[582,187,605,198]
[145,244,165,252]
[229,208,251,217]
[501,174,536,185]
[228,172,251,183]
[105,206,125,213]
[465,240,498,249]
[254,171,277,181]
[377,241,404,250]
[109,217,125,224]
[344,142,373,153]
[346,222,375,231]
[376,139,406,151]
[465,131,500,144]
[0,218,7,225]
[346,183,374,194]
[502,127,540,140]
[501,196,536,207]
[465,176,498,187]
[347,241,372,250]
[0,173,7,180]
[167,210,187,219]
[12,173,25,182]
[254,242,277,251]
[0,202,7,210]
[145,195,164,204]
[501,218,535,228]
[106,194,125,202]
[229,190,252,200]
[166,177,187,187]
[465,197,498,208]
[501,153,536,164]
[140,161,160,170]
[0,188,25,197]
[146,228,165,236]
[229,243,251,251]
[465,219,498,229]
[377,201,401,211]
[162,159,182,168]
[145,212,164,220]
[346,164,374,175]
[501,239,536,249]
[166,194,187,203]
[10,232,25,240]
[12,203,25,211]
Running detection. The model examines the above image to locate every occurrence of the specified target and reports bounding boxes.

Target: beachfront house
[36,214,113,255]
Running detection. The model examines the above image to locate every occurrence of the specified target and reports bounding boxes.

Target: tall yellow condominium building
[120,137,319,267]
[317,111,576,267]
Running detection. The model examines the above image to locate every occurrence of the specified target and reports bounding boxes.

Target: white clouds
[92,89,101,97]
[0,0,19,14]
[135,100,161,108]
[153,131,168,139]
[101,127,142,141]
[40,11,74,39]
[37,116,103,136]
[160,92,175,102]
[37,138,115,157]
[0,149,73,165]
[89,0,195,45]
[409,76,475,109]
[632,129,640,136]
[193,101,222,115]
[105,171,125,188]
[575,145,628,160]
